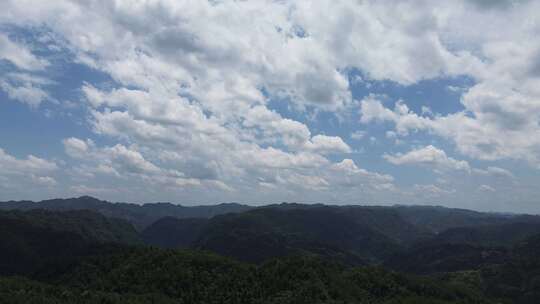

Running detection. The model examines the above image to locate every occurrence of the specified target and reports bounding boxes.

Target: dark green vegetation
[142,217,207,248]
[1,197,540,303]
[0,209,137,276]
[0,244,493,304]
[0,196,251,229]
[0,250,493,304]
[191,206,418,264]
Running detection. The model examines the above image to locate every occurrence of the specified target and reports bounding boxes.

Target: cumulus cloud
[0,148,57,174]
[360,95,432,136]
[0,80,49,107]
[354,1,540,166]
[384,146,471,173]
[1,0,540,208]
[305,135,352,154]
[0,147,58,194]
[64,137,174,178]
[330,159,394,188]
[0,34,48,71]
[0,34,52,107]
[473,166,515,179]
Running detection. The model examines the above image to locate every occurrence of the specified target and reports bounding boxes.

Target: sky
[0,0,539,213]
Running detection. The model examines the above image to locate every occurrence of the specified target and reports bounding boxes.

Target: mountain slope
[39,248,490,304]
[390,205,526,233]
[428,221,540,247]
[0,196,252,229]
[480,233,540,303]
[193,206,404,264]
[384,243,509,274]
[0,209,134,276]
[142,217,208,248]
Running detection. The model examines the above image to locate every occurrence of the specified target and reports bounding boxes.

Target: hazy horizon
[1,1,540,213]
[3,194,538,216]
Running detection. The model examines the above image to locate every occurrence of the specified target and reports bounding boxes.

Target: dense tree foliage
[0,209,136,277]
[0,196,251,229]
[142,217,208,248]
[385,243,508,274]
[0,248,492,304]
[2,200,540,303]
[192,206,411,264]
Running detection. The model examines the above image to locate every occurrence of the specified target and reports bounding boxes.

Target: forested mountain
[384,243,509,274]
[3,196,536,234]
[0,209,135,276]
[143,204,540,265]
[479,234,540,303]
[426,221,540,247]
[2,198,540,303]
[140,204,436,264]
[141,217,208,248]
[0,196,252,229]
[388,205,528,233]
[0,209,141,244]
[0,246,493,304]
[192,206,413,264]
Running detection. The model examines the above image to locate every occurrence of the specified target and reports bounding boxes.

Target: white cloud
[0,147,58,193]
[63,137,93,158]
[2,0,540,208]
[473,166,515,179]
[70,185,120,196]
[305,135,352,154]
[31,175,57,187]
[0,148,57,174]
[63,138,169,178]
[0,71,54,107]
[331,159,394,186]
[350,131,367,140]
[0,80,49,107]
[478,184,496,192]
[384,145,471,173]
[0,33,48,71]
[360,95,432,136]
[413,184,456,198]
[353,1,540,166]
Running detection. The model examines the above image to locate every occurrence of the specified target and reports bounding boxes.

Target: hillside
[142,203,540,266]
[192,206,415,264]
[2,200,540,303]
[141,217,208,248]
[0,209,135,276]
[389,205,521,233]
[0,196,252,229]
[0,247,492,304]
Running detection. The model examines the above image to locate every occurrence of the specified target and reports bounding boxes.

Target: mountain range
[0,196,251,229]
[1,196,540,303]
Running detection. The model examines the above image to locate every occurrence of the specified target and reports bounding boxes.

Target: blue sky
[1,0,539,213]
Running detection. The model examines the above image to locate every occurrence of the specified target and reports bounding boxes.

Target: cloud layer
[1,0,539,212]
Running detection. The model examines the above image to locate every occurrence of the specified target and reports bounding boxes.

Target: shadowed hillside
[0,209,137,277]
[2,200,540,303]
[0,196,252,229]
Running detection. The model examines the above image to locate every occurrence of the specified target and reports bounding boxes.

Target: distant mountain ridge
[387,205,533,233]
[142,204,540,264]
[0,196,252,229]
[3,196,540,266]
[2,197,540,302]
[0,209,138,276]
